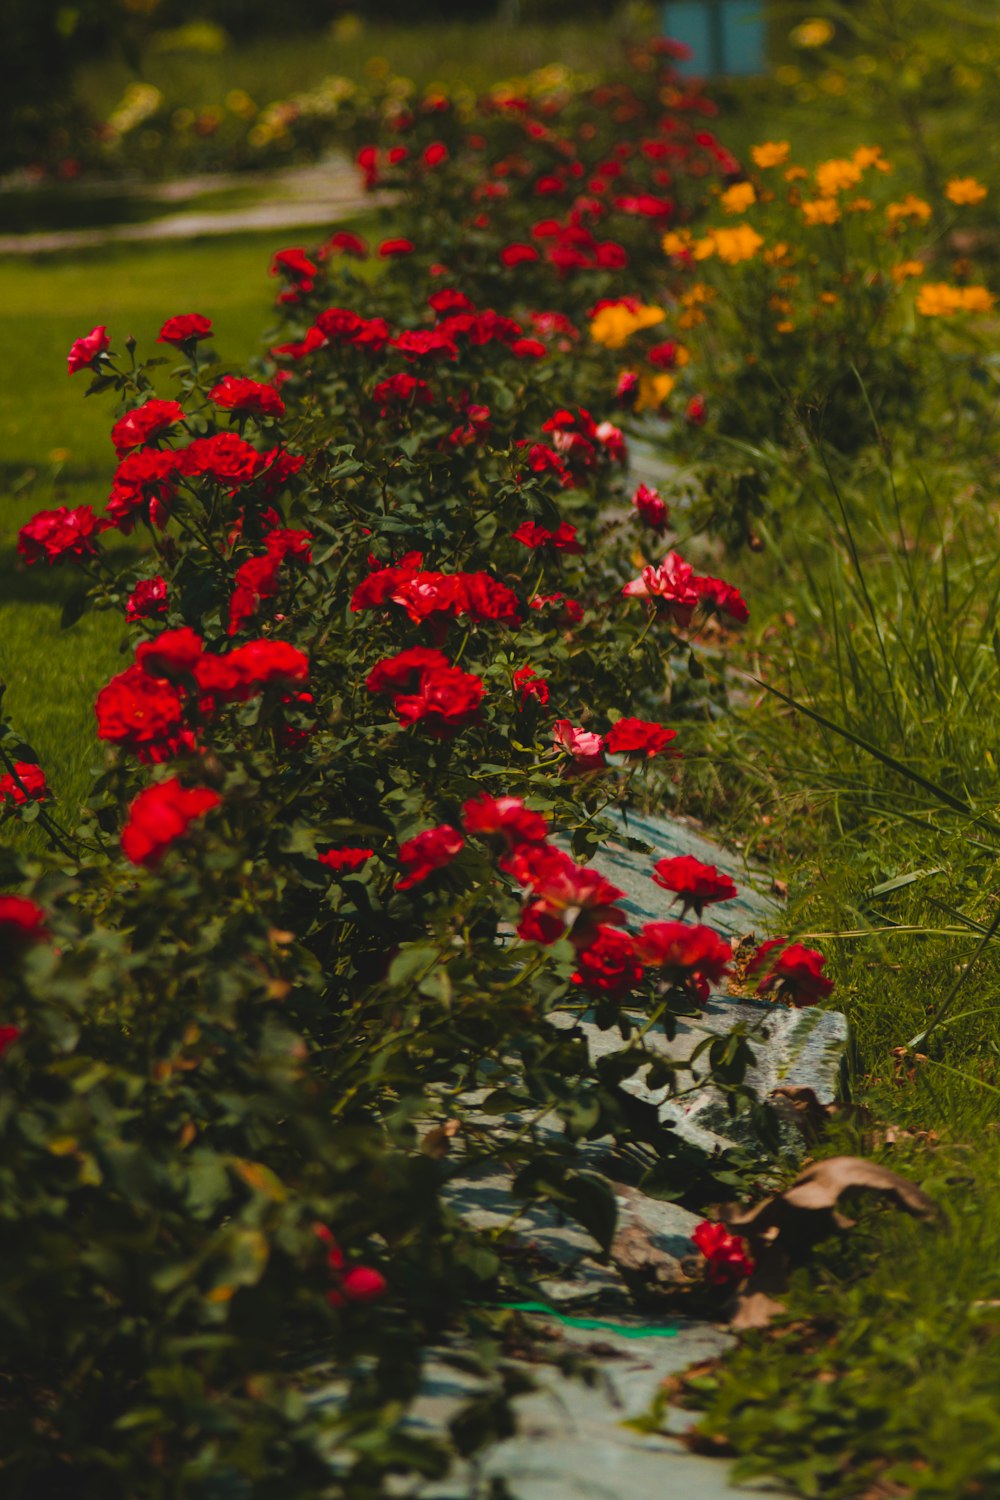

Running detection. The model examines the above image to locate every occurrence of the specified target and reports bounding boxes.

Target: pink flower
[67,325,110,375]
[631,483,669,532]
[553,720,606,770]
[622,551,700,626]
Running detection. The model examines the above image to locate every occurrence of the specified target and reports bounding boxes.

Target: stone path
[0,157,380,256]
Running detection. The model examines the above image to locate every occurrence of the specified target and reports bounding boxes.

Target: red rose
[110,399,185,457]
[125,576,169,622]
[512,664,549,706]
[0,762,47,806]
[510,337,547,360]
[506,842,625,948]
[512,520,583,554]
[67,325,110,375]
[458,573,522,625]
[392,329,458,361]
[686,395,707,426]
[95,665,187,759]
[422,142,449,168]
[0,1025,23,1056]
[136,627,204,678]
[340,1265,388,1302]
[693,574,749,623]
[393,664,484,734]
[0,895,47,951]
[178,433,262,486]
[318,847,374,873]
[371,374,433,415]
[120,777,222,867]
[633,920,732,997]
[18,506,103,566]
[573,925,643,999]
[366,647,451,695]
[396,825,464,889]
[270,247,318,283]
[604,717,680,760]
[462,794,548,847]
[227,640,309,690]
[530,592,584,626]
[379,238,415,257]
[428,288,474,316]
[158,313,212,345]
[692,1221,754,1285]
[321,230,368,258]
[105,450,178,533]
[622,551,700,626]
[500,243,539,268]
[648,341,682,370]
[210,376,285,419]
[750,941,834,1007]
[651,856,737,917]
[631,483,669,532]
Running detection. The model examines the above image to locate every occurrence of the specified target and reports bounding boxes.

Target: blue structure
[662,1,767,76]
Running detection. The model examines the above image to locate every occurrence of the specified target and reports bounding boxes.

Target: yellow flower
[891,259,925,283]
[887,194,932,224]
[957,286,996,312]
[751,141,790,169]
[678,308,707,329]
[635,372,676,412]
[693,236,717,261]
[815,158,862,196]
[852,145,887,170]
[710,224,764,264]
[784,165,808,182]
[790,18,834,48]
[763,241,793,266]
[721,181,756,214]
[589,302,666,350]
[845,197,874,214]
[916,282,994,316]
[945,177,987,205]
[801,197,841,226]
[662,230,692,256]
[681,283,715,307]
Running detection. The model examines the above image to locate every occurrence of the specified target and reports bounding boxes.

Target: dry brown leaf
[722,1156,936,1329]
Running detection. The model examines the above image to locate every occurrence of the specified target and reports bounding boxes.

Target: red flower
[227,639,309,690]
[693,574,749,623]
[270,247,318,283]
[604,717,679,760]
[321,230,368,258]
[356,144,379,189]
[0,1025,23,1057]
[210,376,285,419]
[105,450,177,533]
[318,847,374,873]
[125,576,169,622]
[95,665,187,758]
[67,325,110,375]
[422,142,449,168]
[158,313,212,345]
[111,399,185,457]
[120,777,222,867]
[500,243,539,268]
[178,432,262,486]
[428,288,474,315]
[633,921,732,999]
[651,856,737,917]
[750,941,834,1007]
[394,664,485,734]
[379,238,415,257]
[512,520,583,554]
[510,337,548,360]
[372,373,433,415]
[18,506,103,566]
[365,648,451,696]
[692,1221,754,1285]
[622,551,700,626]
[553,719,606,770]
[648,341,682,370]
[340,1266,388,1302]
[0,895,47,951]
[396,825,464,889]
[227,528,312,635]
[631,483,669,532]
[573,925,643,999]
[512,664,549,706]
[462,794,548,847]
[0,762,47,806]
[136,627,204,678]
[392,329,458,361]
[530,592,583,625]
[686,395,707,426]
[507,842,625,947]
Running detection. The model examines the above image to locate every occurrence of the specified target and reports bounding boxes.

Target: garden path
[0,156,379,255]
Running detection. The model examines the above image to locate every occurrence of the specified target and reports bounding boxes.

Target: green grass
[0,230,315,828]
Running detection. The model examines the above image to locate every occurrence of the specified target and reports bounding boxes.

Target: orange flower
[945,177,987,205]
[751,141,790,169]
[720,181,756,213]
[891,259,925,284]
[801,197,840,225]
[887,194,932,224]
[814,158,862,195]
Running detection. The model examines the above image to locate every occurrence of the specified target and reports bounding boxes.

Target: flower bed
[3,32,995,1498]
